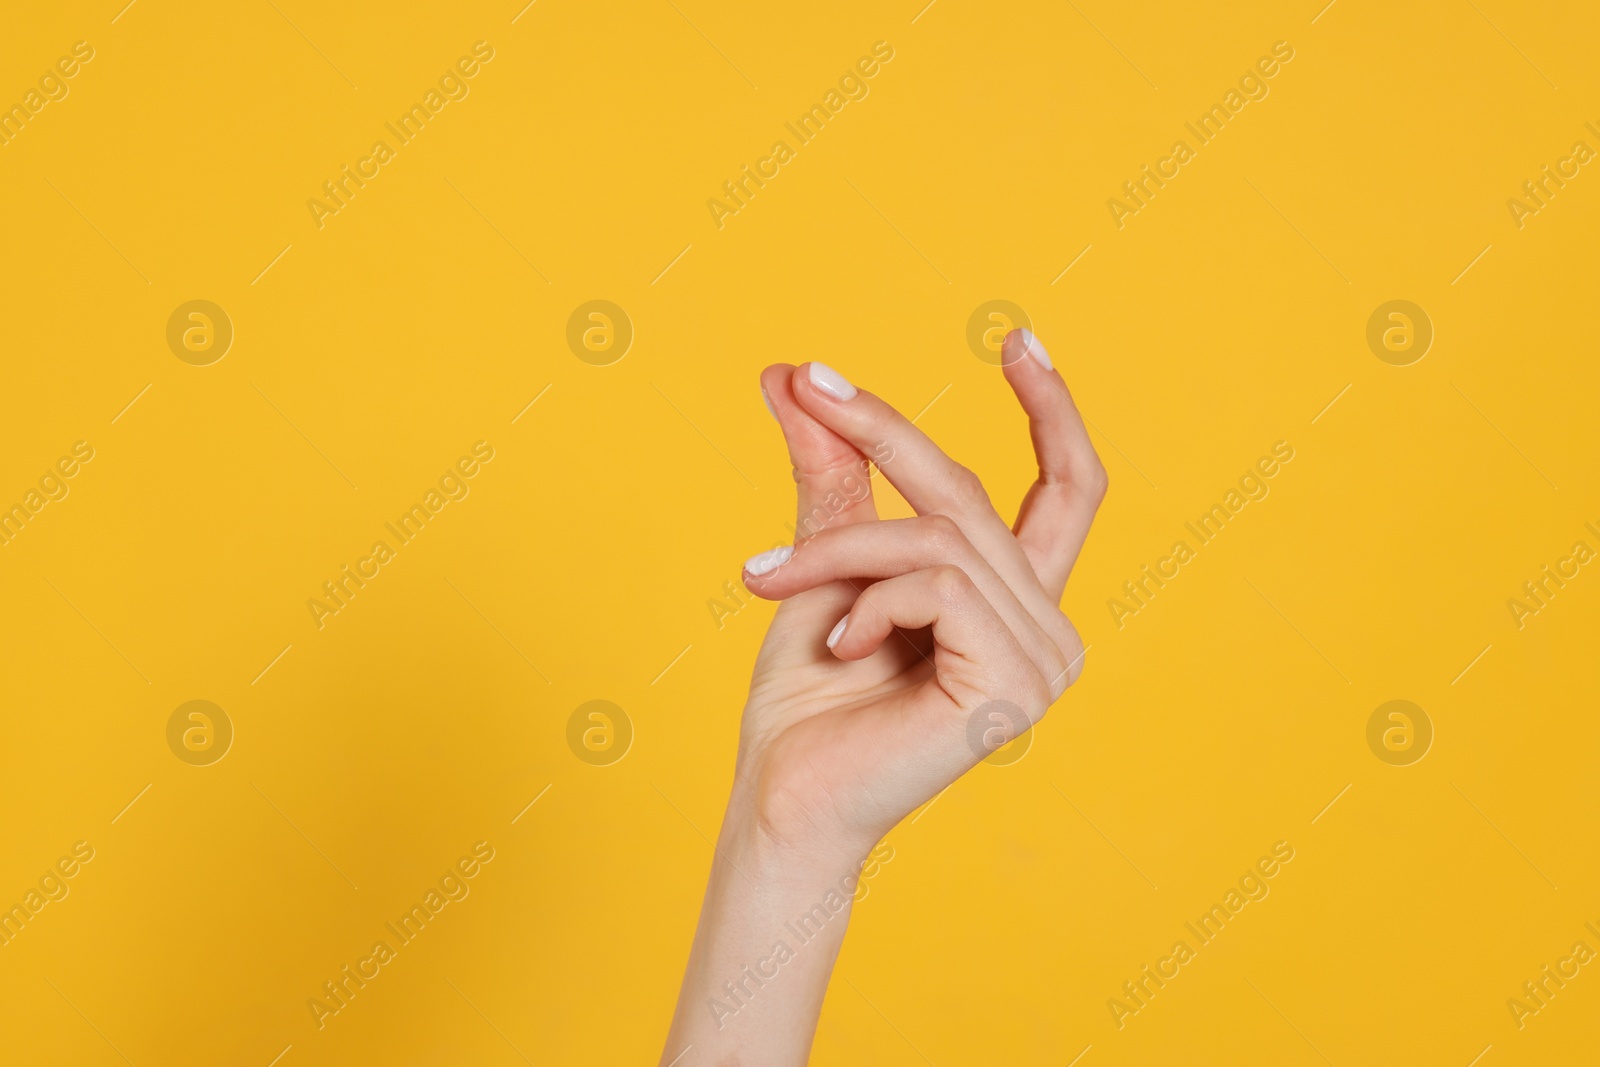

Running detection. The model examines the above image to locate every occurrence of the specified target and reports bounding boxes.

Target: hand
[739,330,1107,862]
[661,330,1106,1066]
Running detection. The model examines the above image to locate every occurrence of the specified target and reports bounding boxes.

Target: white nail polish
[761,386,776,418]
[808,362,858,401]
[826,616,848,649]
[744,545,793,576]
[1018,328,1053,371]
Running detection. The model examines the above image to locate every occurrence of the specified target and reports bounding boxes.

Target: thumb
[760,364,878,541]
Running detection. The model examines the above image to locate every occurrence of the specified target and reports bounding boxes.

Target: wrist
[726,754,882,875]
[712,800,872,917]
[661,776,872,1065]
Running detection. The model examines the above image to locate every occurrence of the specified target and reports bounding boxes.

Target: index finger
[790,361,1054,618]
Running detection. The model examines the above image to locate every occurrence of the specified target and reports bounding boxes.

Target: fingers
[760,364,878,540]
[999,328,1108,598]
[743,515,1075,694]
[828,566,1050,717]
[790,361,1054,619]
[818,564,1058,819]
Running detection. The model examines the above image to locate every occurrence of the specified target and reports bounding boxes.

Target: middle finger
[791,361,1058,622]
[742,515,1073,693]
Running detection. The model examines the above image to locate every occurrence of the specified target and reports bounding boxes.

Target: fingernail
[808,362,858,401]
[760,385,776,419]
[1016,328,1052,371]
[744,545,793,576]
[826,616,848,649]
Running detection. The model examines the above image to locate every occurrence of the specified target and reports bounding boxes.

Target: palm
[741,585,947,846]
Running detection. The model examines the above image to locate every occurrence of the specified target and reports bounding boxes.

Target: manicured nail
[808,362,857,401]
[760,385,776,419]
[826,616,849,649]
[1016,328,1052,371]
[744,545,793,576]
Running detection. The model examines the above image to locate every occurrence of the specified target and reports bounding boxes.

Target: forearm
[662,784,864,1067]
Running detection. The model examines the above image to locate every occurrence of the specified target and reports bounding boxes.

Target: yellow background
[2,0,1596,1063]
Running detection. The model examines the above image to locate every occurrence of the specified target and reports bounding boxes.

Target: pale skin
[662,329,1108,1066]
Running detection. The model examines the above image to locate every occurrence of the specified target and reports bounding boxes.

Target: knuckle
[1034,611,1084,698]
[930,563,973,603]
[1079,457,1110,506]
[1023,672,1054,715]
[947,465,990,511]
[1043,608,1077,653]
[1044,656,1070,701]
[919,513,964,554]
[1039,644,1071,699]
[1059,624,1087,689]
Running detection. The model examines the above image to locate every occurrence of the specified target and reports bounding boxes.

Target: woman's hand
[662,330,1106,1066]
[738,331,1107,860]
